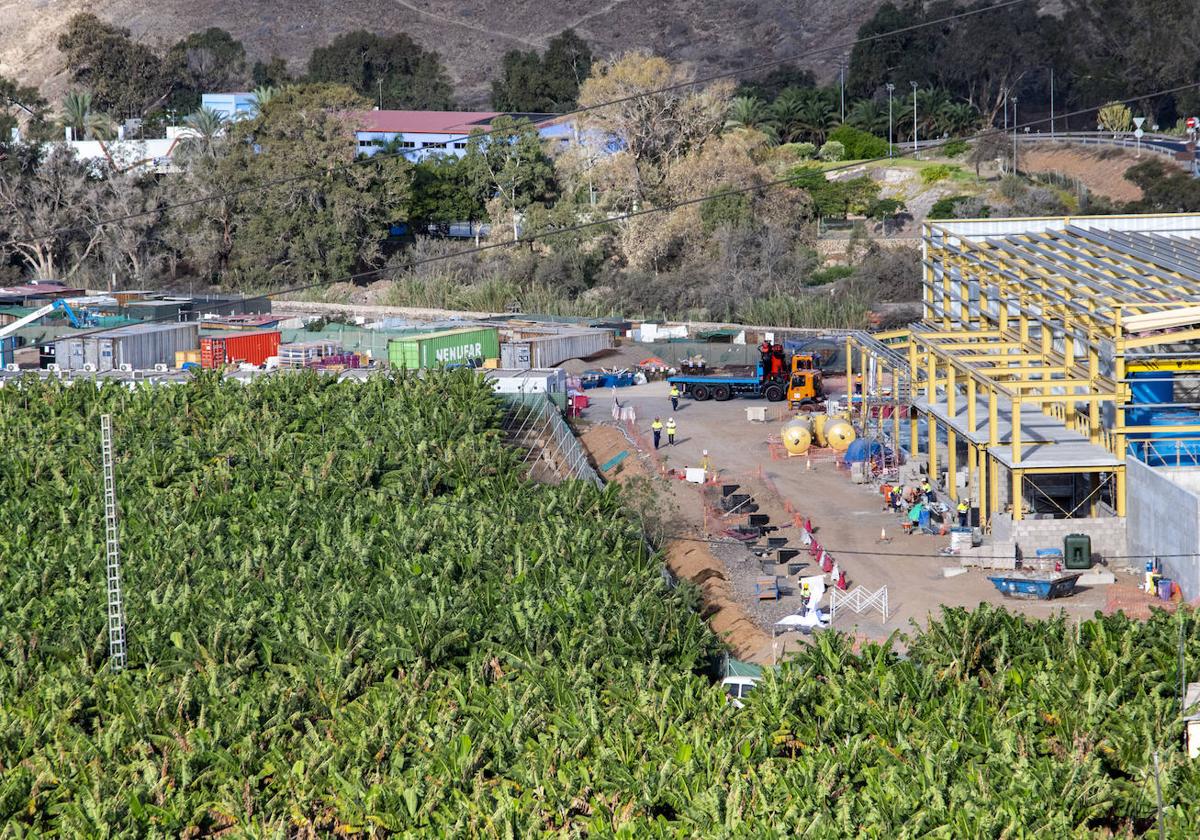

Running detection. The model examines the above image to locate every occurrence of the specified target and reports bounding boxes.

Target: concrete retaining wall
[1127,457,1200,597]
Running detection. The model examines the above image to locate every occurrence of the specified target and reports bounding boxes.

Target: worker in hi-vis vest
[651,417,663,449]
[670,384,680,411]
[957,499,970,527]
[666,417,677,445]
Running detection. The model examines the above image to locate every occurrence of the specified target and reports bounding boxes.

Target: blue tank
[1137,410,1200,466]
[1128,371,1174,429]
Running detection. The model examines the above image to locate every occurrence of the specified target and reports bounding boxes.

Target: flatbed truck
[668,351,824,406]
[668,362,789,402]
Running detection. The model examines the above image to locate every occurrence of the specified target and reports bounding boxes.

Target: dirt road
[577,380,1114,662]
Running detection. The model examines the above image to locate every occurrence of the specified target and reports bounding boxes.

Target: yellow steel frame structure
[845,215,1200,527]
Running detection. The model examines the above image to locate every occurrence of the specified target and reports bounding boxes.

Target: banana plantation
[0,370,1198,836]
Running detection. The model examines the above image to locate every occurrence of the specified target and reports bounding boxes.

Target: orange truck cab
[787,354,824,409]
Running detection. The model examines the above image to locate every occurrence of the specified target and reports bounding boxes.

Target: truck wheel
[798,399,818,412]
[692,385,711,401]
[713,385,732,401]
[764,384,785,402]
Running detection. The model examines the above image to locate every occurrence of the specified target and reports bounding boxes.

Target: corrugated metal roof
[84,322,197,338]
[391,326,497,343]
[354,109,558,134]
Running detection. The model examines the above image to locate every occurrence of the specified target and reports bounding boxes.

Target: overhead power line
[0,0,1036,249]
[50,77,1200,343]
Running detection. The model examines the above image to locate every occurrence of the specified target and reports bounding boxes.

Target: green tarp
[723,657,765,679]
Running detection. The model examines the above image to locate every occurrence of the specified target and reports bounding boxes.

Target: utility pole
[886,83,895,158]
[1012,97,1018,173]
[839,59,846,123]
[1003,88,1008,133]
[377,79,383,110]
[911,82,919,157]
[101,414,126,673]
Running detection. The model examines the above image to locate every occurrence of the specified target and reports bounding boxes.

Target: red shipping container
[200,330,281,369]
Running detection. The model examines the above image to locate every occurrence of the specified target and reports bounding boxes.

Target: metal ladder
[101,414,126,672]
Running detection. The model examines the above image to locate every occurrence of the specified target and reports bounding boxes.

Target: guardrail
[1019,131,1185,160]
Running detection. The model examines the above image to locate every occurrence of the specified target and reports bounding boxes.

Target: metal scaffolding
[846,213,1200,528]
[101,414,127,672]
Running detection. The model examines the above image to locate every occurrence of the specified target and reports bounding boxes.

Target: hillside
[0,0,880,107]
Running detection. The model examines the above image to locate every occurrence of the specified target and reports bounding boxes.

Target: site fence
[830,585,890,624]
[499,393,602,488]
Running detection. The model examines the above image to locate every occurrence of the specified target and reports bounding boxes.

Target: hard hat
[669,417,675,421]
[702,449,708,455]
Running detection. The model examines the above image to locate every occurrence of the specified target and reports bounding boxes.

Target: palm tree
[181,107,228,158]
[724,96,776,137]
[770,88,807,143]
[84,112,117,141]
[61,91,119,140]
[797,89,836,145]
[61,91,92,140]
[916,88,953,137]
[848,99,888,136]
[252,85,277,111]
[938,102,980,138]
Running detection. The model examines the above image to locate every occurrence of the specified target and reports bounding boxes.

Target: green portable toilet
[1063,533,1092,570]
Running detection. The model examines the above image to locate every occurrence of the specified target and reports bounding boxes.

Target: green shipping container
[387,327,500,369]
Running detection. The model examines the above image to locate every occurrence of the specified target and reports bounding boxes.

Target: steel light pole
[1050,68,1055,139]
[886,83,895,158]
[911,82,918,157]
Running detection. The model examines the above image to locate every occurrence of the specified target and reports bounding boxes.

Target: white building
[353,110,571,160]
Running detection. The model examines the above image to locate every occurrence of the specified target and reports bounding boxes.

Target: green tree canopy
[252,55,294,88]
[490,29,593,112]
[165,28,248,113]
[306,31,454,110]
[56,13,169,117]
[462,116,557,241]
[790,167,880,218]
[406,154,487,230]
[0,74,49,143]
[1125,158,1200,212]
[172,84,411,289]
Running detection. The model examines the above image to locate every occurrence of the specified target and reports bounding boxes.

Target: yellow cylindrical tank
[812,414,830,448]
[782,417,812,456]
[824,417,857,452]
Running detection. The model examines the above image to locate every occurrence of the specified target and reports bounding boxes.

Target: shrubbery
[920,163,958,184]
[818,140,846,162]
[941,139,969,157]
[827,124,890,160]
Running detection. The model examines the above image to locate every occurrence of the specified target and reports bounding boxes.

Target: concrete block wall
[1127,457,1200,598]
[1010,516,1128,565]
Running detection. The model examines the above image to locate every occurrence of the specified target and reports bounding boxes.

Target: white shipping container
[55,323,199,371]
[485,368,567,394]
[501,328,612,369]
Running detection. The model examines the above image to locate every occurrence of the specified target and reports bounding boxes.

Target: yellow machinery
[782,417,813,456]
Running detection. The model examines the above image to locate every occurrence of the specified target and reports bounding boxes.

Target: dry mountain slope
[0,0,880,107]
